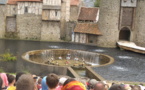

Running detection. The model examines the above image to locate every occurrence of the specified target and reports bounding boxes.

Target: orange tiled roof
[7,0,17,4]
[70,0,80,6]
[74,23,102,35]
[78,7,99,21]
[16,0,41,1]
[7,0,41,4]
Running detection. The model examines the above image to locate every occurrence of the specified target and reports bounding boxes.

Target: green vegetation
[0,68,4,72]
[0,50,17,61]
[94,0,101,7]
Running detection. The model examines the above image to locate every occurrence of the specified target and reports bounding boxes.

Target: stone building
[41,0,61,41]
[16,0,42,40]
[1,0,145,47]
[73,7,101,44]
[97,0,145,47]
[0,0,7,38]
[74,23,101,43]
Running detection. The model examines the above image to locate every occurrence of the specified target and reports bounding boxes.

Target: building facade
[0,0,145,47]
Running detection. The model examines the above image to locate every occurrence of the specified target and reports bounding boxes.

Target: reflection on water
[94,49,105,53]
[111,66,128,71]
[117,56,133,59]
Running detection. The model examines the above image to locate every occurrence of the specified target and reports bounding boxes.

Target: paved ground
[0,39,144,82]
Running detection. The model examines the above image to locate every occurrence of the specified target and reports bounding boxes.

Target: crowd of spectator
[0,72,144,90]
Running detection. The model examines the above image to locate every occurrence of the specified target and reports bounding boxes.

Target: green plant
[0,50,17,61]
[94,0,101,7]
[0,68,4,72]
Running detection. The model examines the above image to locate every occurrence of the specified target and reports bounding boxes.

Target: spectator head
[124,84,131,90]
[63,78,75,86]
[7,74,15,84]
[16,74,34,90]
[109,84,125,90]
[131,85,141,90]
[88,79,98,89]
[94,81,106,90]
[16,72,25,82]
[62,79,86,90]
[59,77,67,86]
[46,73,59,89]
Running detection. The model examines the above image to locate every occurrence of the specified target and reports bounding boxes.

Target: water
[0,39,145,82]
[26,49,101,67]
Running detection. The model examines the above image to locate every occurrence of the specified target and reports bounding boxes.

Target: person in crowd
[16,74,35,90]
[41,76,48,90]
[36,77,42,90]
[109,84,125,90]
[55,77,67,90]
[0,73,8,89]
[124,84,131,90]
[88,79,98,90]
[15,72,25,82]
[32,74,38,90]
[93,81,106,90]
[61,78,86,90]
[7,74,16,90]
[0,77,3,90]
[74,78,87,88]
[131,85,141,90]
[46,73,59,90]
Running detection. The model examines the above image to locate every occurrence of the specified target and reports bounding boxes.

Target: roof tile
[70,0,80,6]
[78,7,99,21]
[7,0,41,4]
[7,0,17,4]
[74,23,102,35]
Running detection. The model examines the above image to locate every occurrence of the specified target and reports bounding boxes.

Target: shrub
[94,0,101,7]
[0,51,17,61]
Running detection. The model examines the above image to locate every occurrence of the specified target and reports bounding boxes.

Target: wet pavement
[0,39,144,82]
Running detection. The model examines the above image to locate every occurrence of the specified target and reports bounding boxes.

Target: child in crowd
[46,73,59,90]
[7,74,16,90]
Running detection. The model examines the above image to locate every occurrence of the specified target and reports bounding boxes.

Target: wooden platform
[117,40,145,54]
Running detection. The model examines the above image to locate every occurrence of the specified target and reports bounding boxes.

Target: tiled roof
[7,0,17,4]
[78,7,99,21]
[7,0,41,4]
[74,23,102,35]
[16,0,41,1]
[0,0,8,4]
[70,0,80,6]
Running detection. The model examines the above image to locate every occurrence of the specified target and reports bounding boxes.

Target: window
[55,11,58,17]
[25,7,28,13]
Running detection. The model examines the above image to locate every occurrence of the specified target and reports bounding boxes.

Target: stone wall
[97,0,120,47]
[88,35,99,44]
[41,21,60,41]
[17,14,42,40]
[70,6,79,21]
[65,22,76,41]
[60,0,70,39]
[133,0,145,47]
[0,5,6,38]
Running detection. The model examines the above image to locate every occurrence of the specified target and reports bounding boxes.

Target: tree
[94,0,101,7]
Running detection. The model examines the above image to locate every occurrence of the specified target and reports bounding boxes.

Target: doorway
[119,27,130,41]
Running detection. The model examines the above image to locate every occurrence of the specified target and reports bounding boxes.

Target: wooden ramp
[117,40,145,54]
